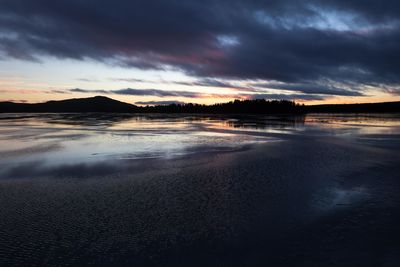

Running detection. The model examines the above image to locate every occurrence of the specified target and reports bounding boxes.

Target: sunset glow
[1,1,399,105]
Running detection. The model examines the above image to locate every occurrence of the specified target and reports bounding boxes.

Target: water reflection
[306,113,400,127]
[1,113,400,266]
[1,113,400,180]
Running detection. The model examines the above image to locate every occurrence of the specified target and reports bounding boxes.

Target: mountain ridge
[0,96,139,113]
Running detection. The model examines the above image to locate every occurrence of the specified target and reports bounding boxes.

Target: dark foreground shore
[0,114,400,266]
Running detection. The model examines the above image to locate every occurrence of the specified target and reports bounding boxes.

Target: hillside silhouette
[0,96,139,113]
[1,96,400,113]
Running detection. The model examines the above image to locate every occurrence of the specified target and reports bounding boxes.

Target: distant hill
[0,96,139,113]
[1,96,400,113]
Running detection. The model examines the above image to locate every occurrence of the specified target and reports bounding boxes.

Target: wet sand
[0,114,400,266]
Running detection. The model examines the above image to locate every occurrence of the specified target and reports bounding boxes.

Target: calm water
[1,113,400,266]
[1,113,399,172]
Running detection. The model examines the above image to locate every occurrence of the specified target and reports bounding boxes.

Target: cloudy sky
[0,0,399,105]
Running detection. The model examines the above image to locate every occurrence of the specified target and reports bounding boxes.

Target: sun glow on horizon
[1,56,399,106]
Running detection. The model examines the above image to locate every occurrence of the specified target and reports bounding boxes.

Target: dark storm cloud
[173,78,252,91]
[69,88,201,98]
[135,100,186,106]
[70,88,109,94]
[0,0,399,95]
[117,88,201,98]
[111,77,253,91]
[76,78,99,82]
[111,78,148,83]
[243,93,325,101]
[253,82,364,96]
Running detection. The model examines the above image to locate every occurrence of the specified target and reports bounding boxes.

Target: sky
[0,0,400,105]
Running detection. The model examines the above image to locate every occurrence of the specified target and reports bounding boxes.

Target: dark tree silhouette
[141,99,303,114]
[1,96,399,113]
